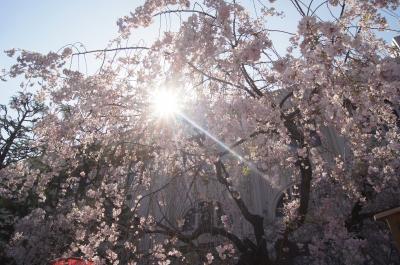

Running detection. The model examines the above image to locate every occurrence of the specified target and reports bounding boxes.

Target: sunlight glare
[151,89,180,117]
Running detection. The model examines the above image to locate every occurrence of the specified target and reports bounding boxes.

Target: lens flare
[149,89,270,184]
[151,89,180,117]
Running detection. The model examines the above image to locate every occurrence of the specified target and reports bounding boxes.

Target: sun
[151,89,181,117]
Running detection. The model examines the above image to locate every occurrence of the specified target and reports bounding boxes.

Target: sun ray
[177,112,269,182]
[150,89,270,183]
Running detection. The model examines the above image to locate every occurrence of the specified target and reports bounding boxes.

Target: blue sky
[0,0,139,53]
[0,0,141,104]
[0,1,398,104]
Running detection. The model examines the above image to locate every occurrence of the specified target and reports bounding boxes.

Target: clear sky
[0,0,142,104]
[0,1,398,104]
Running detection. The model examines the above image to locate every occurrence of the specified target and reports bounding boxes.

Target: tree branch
[72,46,150,56]
[215,160,268,261]
[154,9,216,19]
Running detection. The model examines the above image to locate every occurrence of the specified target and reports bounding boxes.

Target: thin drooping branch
[72,46,150,56]
[306,0,315,16]
[264,28,296,35]
[188,62,257,98]
[290,0,306,16]
[154,9,216,19]
[339,1,346,18]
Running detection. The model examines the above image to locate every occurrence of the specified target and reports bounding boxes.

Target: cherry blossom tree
[1,0,400,264]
